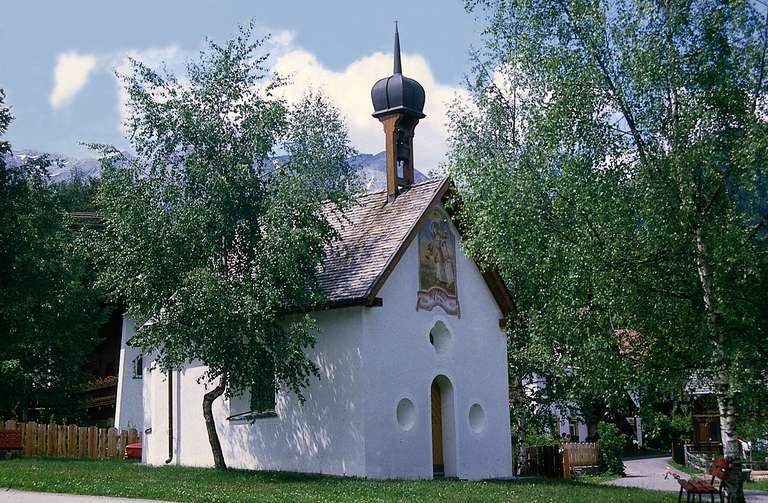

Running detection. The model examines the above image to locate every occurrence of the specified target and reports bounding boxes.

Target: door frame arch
[430,374,457,478]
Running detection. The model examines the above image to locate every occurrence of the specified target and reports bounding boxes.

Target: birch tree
[450,1,768,495]
[92,25,358,469]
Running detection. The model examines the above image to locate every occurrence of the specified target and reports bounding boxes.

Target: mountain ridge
[2,150,429,192]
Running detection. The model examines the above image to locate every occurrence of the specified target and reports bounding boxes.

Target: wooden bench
[670,457,729,503]
[0,430,23,458]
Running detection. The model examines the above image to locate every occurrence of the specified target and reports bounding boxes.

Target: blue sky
[0,1,482,168]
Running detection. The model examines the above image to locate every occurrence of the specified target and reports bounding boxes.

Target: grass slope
[0,458,674,503]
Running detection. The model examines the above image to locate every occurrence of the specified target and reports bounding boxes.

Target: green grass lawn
[667,459,702,477]
[747,479,768,492]
[0,458,674,503]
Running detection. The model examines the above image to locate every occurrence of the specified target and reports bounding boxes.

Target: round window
[469,403,486,433]
[396,398,416,431]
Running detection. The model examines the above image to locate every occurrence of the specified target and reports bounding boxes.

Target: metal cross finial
[393,21,402,74]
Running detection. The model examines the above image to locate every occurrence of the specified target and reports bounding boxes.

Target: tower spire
[371,24,426,202]
[393,21,402,74]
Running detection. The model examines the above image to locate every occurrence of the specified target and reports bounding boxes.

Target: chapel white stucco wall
[141,307,367,476]
[114,317,144,431]
[361,212,513,480]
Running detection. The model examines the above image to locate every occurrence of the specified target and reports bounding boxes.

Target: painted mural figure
[417,207,459,316]
[431,221,456,288]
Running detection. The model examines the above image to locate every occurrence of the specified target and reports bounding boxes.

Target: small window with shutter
[228,359,277,421]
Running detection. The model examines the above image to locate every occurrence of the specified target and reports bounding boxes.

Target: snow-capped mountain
[350,151,429,191]
[3,150,429,191]
[4,149,104,183]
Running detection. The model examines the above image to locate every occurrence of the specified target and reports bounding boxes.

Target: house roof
[318,177,515,317]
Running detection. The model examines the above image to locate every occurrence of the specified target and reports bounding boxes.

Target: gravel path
[605,456,768,502]
[0,489,175,503]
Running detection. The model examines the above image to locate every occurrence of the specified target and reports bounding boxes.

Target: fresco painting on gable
[417,206,460,316]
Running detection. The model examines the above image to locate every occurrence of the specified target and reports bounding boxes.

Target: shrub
[643,409,693,448]
[597,422,626,475]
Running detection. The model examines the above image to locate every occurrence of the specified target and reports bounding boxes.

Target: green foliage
[450,0,768,454]
[597,422,626,475]
[0,89,105,421]
[525,430,561,447]
[642,407,693,449]
[51,167,99,212]
[90,23,358,453]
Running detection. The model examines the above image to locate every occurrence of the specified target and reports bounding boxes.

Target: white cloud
[269,30,296,50]
[271,49,467,171]
[49,51,97,110]
[103,30,464,168]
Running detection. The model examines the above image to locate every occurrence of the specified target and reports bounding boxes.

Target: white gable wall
[361,211,513,479]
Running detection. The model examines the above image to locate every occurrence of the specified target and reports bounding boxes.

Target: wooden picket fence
[0,420,139,459]
[563,442,599,467]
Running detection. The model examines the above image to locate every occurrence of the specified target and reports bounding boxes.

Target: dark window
[229,359,276,419]
[248,380,276,414]
[569,419,580,442]
[131,355,143,379]
[249,357,277,413]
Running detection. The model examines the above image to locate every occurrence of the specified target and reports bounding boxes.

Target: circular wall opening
[429,321,452,354]
[468,403,486,433]
[396,398,416,431]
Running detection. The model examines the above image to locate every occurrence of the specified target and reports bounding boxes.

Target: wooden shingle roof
[318,177,447,307]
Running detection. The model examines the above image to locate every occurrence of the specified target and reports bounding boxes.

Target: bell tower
[371,24,426,202]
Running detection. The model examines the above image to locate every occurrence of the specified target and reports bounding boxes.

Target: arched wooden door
[431,380,444,477]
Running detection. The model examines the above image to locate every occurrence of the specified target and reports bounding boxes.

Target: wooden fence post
[78,426,87,458]
[563,447,571,480]
[99,428,107,459]
[36,423,46,457]
[107,428,117,458]
[88,426,97,458]
[67,424,77,458]
[57,425,66,457]
[24,421,35,456]
[119,430,128,459]
[46,424,56,457]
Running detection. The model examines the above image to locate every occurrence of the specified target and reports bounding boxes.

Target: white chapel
[114,27,514,480]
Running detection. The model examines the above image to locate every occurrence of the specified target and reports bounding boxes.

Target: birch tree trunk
[202,377,227,470]
[694,226,745,502]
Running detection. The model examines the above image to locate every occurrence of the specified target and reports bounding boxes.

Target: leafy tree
[52,167,99,213]
[597,422,626,475]
[91,25,358,469]
[0,90,105,421]
[450,1,768,494]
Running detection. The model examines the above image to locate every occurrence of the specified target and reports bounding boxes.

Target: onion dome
[371,24,426,119]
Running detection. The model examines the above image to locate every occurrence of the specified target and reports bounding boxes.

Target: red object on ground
[125,442,142,459]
